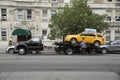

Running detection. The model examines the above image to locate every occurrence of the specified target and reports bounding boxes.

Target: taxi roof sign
[84,28,97,33]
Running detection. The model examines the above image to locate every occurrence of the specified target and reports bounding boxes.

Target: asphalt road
[0,53,120,80]
[0,53,120,73]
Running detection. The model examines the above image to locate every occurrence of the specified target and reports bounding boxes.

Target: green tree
[48,0,109,39]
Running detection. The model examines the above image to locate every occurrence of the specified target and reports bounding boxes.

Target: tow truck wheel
[65,48,73,55]
[18,48,26,55]
[32,51,39,54]
[70,38,77,44]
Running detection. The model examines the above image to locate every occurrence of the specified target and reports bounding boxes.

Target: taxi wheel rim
[71,39,77,44]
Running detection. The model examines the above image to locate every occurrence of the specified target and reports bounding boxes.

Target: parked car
[16,37,44,55]
[64,32,104,47]
[6,37,44,55]
[99,40,120,54]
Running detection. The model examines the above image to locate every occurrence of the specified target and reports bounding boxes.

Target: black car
[99,40,120,54]
[8,37,44,55]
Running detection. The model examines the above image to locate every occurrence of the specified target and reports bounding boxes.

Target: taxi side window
[81,33,95,36]
[88,34,95,37]
[80,34,87,36]
[97,34,102,37]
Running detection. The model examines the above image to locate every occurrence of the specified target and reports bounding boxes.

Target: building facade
[0,0,68,42]
[88,0,120,42]
[0,0,120,43]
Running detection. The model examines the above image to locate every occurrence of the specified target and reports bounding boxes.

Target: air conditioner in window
[1,16,7,20]
[51,3,58,7]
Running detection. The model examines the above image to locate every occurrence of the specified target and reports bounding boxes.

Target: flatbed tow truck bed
[54,42,101,55]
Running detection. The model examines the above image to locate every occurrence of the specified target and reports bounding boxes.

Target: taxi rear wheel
[70,38,77,44]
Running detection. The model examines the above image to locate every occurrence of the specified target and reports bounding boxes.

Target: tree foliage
[48,0,109,39]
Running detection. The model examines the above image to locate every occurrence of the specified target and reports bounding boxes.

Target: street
[0,52,120,80]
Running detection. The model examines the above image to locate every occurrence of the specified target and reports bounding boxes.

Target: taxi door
[83,33,96,44]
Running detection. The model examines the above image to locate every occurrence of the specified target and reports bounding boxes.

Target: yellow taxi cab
[64,32,104,47]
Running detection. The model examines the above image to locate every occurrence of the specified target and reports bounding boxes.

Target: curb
[0,71,119,80]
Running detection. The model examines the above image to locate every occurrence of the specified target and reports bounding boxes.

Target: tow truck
[54,41,100,55]
[54,29,102,55]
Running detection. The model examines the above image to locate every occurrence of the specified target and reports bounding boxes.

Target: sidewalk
[0,71,119,80]
[0,41,8,53]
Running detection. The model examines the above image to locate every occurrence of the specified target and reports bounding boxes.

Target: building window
[106,31,111,41]
[42,9,48,21]
[42,30,47,36]
[88,0,94,3]
[43,9,47,17]
[108,0,112,2]
[116,3,120,6]
[106,10,112,21]
[41,0,48,2]
[27,10,32,20]
[1,8,7,21]
[1,29,7,41]
[42,30,47,39]
[51,10,56,18]
[105,16,111,21]
[51,0,57,2]
[116,0,120,2]
[51,0,58,6]
[18,9,23,20]
[51,3,58,7]
[115,31,120,40]
[115,16,120,21]
[64,0,70,3]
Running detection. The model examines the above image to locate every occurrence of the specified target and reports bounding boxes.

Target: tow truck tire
[18,47,26,55]
[65,48,73,55]
[32,51,39,54]
[70,38,77,44]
